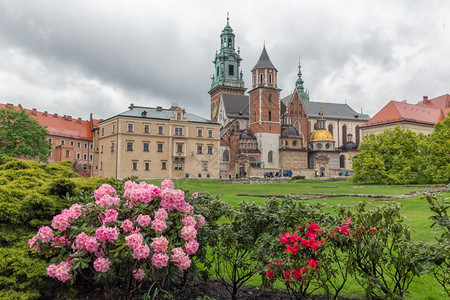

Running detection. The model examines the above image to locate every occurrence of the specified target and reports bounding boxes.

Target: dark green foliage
[0,107,52,162]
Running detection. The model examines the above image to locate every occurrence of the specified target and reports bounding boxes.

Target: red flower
[286,243,299,255]
[292,268,303,280]
[307,258,318,268]
[371,227,377,233]
[266,269,274,280]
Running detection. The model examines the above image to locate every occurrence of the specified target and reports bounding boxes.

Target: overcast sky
[0,0,449,121]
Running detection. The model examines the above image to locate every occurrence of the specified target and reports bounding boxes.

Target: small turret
[295,58,310,101]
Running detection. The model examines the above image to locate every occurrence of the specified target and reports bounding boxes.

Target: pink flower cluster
[170,247,191,270]
[36,226,54,243]
[133,268,146,280]
[181,225,197,241]
[137,214,151,228]
[95,226,119,243]
[96,194,121,207]
[94,184,117,202]
[102,209,118,223]
[161,179,175,190]
[73,232,99,253]
[47,260,73,282]
[123,181,162,205]
[161,188,193,213]
[93,257,111,273]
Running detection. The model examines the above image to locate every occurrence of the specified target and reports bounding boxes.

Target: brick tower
[208,15,246,123]
[248,45,282,168]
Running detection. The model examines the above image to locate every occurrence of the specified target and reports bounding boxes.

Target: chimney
[54,113,58,118]
[423,96,428,103]
[32,108,37,116]
[44,111,48,116]
[68,115,72,121]
[129,103,134,109]
[18,104,23,110]
[78,117,82,124]
[6,103,13,107]
[156,106,163,111]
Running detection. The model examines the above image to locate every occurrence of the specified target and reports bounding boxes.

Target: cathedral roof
[281,125,300,138]
[222,94,249,119]
[251,46,277,71]
[303,101,369,121]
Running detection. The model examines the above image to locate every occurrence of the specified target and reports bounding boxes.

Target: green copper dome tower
[210,15,245,90]
[295,58,310,101]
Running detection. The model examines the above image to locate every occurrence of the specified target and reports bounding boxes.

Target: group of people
[263,170,292,178]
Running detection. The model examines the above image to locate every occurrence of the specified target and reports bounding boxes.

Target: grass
[151,178,448,299]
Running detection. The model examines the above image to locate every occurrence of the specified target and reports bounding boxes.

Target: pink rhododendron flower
[371,227,377,232]
[125,233,143,250]
[151,236,169,253]
[47,261,72,282]
[121,219,133,232]
[195,214,205,229]
[160,189,187,212]
[137,214,151,228]
[192,192,198,198]
[132,244,150,260]
[182,215,196,227]
[68,204,82,219]
[37,226,54,243]
[28,236,40,251]
[103,209,118,223]
[96,226,119,243]
[133,268,146,280]
[51,236,70,247]
[73,232,88,251]
[84,236,100,253]
[170,247,186,264]
[154,208,168,221]
[152,253,169,268]
[181,225,197,241]
[151,219,167,233]
[94,184,117,201]
[184,240,199,255]
[52,213,71,231]
[176,255,191,270]
[161,179,175,190]
[93,257,111,273]
[96,194,121,207]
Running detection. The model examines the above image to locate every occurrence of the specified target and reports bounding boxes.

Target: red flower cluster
[281,258,319,284]
[279,222,325,255]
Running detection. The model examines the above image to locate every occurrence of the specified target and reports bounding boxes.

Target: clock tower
[208,15,246,123]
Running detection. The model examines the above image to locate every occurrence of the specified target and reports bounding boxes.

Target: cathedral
[209,17,370,178]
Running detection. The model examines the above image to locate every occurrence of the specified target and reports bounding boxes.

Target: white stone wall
[256,132,280,169]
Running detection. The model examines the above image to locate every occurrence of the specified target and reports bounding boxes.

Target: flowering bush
[28,179,204,298]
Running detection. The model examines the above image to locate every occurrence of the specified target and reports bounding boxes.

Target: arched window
[340,155,346,168]
[342,125,347,144]
[269,74,272,83]
[228,38,232,48]
[268,151,273,163]
[294,122,300,133]
[216,67,219,77]
[223,150,229,162]
[328,124,333,136]
[268,110,272,121]
[269,94,272,103]
[260,74,263,83]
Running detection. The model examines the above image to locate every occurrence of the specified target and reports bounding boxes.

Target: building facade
[210,18,370,178]
[0,103,97,176]
[92,104,220,179]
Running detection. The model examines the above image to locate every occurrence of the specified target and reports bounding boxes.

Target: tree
[0,107,52,161]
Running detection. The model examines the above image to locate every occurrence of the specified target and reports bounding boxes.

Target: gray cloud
[0,0,449,120]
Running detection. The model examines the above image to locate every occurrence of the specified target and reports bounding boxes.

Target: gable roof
[302,101,370,121]
[0,103,96,140]
[108,105,217,124]
[252,46,277,71]
[417,94,450,109]
[222,94,249,118]
[361,100,444,128]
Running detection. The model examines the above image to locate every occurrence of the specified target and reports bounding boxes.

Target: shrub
[29,179,204,299]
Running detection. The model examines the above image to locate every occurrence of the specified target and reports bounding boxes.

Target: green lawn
[151,178,448,299]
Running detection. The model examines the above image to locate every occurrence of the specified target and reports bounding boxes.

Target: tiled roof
[302,101,370,121]
[417,94,450,109]
[0,103,95,140]
[252,46,277,71]
[361,100,445,128]
[222,94,249,118]
[110,105,217,124]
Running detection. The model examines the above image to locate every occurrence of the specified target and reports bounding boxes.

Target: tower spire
[227,12,229,24]
[295,56,310,101]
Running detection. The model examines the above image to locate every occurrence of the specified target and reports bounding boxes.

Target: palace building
[210,17,370,178]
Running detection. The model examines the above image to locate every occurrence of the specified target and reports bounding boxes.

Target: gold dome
[309,129,334,142]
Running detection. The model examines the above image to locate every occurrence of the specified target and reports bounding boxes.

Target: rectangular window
[132,161,138,170]
[48,138,52,143]
[100,162,103,170]
[144,124,150,133]
[197,129,203,137]
[157,143,163,152]
[128,123,134,132]
[197,145,202,154]
[70,141,74,146]
[202,162,207,171]
[90,155,93,161]
[208,145,213,154]
[161,161,166,170]
[177,144,183,153]
[208,130,213,138]
[174,163,183,170]
[175,127,183,136]
[77,153,80,159]
[143,143,149,152]
[101,145,104,153]
[102,128,104,136]
[61,140,65,145]
[65,150,70,157]
[228,65,234,76]
[158,126,163,134]
[127,142,133,151]
[112,124,115,133]
[144,162,150,171]
[84,143,87,149]
[111,142,114,151]
[90,144,93,149]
